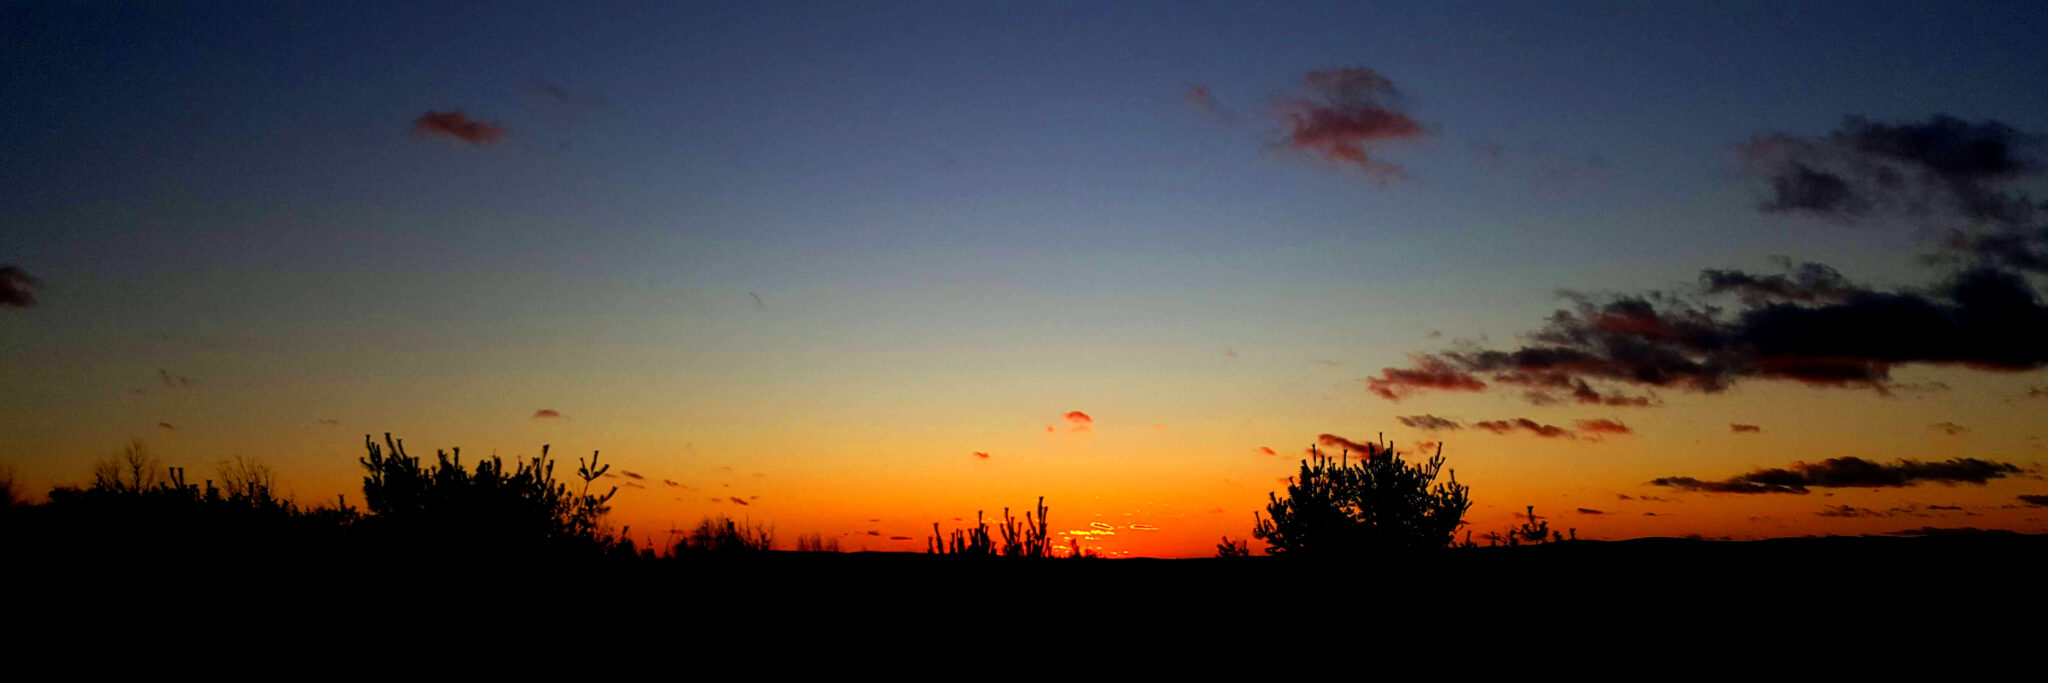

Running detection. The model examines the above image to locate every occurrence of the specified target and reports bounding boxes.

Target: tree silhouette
[1253,437,1471,556]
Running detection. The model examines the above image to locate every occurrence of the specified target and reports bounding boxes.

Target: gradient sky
[5,1,2047,557]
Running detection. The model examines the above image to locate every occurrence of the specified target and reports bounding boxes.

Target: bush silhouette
[674,515,774,553]
[356,433,619,555]
[928,497,1057,558]
[1252,437,1471,556]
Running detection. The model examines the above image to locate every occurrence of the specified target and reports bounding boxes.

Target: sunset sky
[4,1,2046,557]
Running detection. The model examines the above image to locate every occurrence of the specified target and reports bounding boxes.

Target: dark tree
[1253,437,1472,556]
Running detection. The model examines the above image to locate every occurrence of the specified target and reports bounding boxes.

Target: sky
[4,0,2047,557]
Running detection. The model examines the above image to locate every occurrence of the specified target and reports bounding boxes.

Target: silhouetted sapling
[1252,436,1471,556]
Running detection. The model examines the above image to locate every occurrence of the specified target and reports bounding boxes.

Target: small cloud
[1064,411,1093,432]
[1473,418,1574,439]
[1276,67,1426,182]
[413,110,505,145]
[620,471,644,480]
[1575,419,1632,436]
[1256,446,1276,456]
[888,536,912,541]
[536,80,606,109]
[1223,347,1238,358]
[157,369,195,389]
[1396,414,1463,431]
[662,480,681,488]
[156,422,174,430]
[1316,433,1382,456]
[1930,421,1969,436]
[0,265,41,308]
[532,409,563,419]
[2019,494,2048,507]
[748,291,764,310]
[1576,508,1604,515]
[973,451,991,459]
[623,482,644,489]
[728,497,749,506]
[865,530,882,536]
[1731,423,1763,433]
[317,419,341,427]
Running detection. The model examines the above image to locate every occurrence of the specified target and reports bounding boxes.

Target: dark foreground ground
[14,532,2042,668]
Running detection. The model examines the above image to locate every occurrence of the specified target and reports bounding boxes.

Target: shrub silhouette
[356,433,619,554]
[928,497,1057,558]
[674,515,774,553]
[1215,536,1251,558]
[1252,436,1471,556]
[794,532,841,552]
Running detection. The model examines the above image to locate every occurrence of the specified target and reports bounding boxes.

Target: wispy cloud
[157,369,195,389]
[972,451,991,459]
[1731,423,1763,433]
[1929,421,1968,436]
[413,110,506,145]
[532,409,563,419]
[1064,411,1093,432]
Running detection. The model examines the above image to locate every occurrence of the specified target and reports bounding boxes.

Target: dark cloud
[1948,226,2048,275]
[622,482,644,489]
[1564,379,1657,407]
[888,536,913,541]
[0,265,40,308]
[1929,421,1968,436]
[317,419,341,427]
[662,480,681,488]
[620,471,644,480]
[1574,419,1631,436]
[1701,261,1858,305]
[2019,494,2048,507]
[156,422,173,430]
[1816,504,1885,518]
[1923,504,1964,511]
[1743,115,2041,226]
[1277,68,1426,181]
[1576,508,1604,515]
[1367,356,1487,401]
[1652,456,2022,494]
[1731,423,1763,433]
[1374,265,2048,398]
[532,409,562,419]
[1396,415,1462,431]
[1064,411,1093,431]
[413,111,505,145]
[748,291,764,310]
[728,497,749,506]
[1473,418,1574,439]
